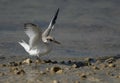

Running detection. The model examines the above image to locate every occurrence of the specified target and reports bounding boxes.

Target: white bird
[18,8,60,58]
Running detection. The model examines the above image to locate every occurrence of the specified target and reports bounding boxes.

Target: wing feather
[42,8,59,38]
[24,23,42,49]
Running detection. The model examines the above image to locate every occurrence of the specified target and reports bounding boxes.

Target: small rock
[35,59,45,64]
[53,80,59,83]
[74,80,80,83]
[115,75,120,78]
[85,57,93,62]
[10,67,25,75]
[108,64,116,67]
[0,64,7,67]
[80,73,87,79]
[22,58,32,64]
[16,69,25,75]
[50,66,62,74]
[40,71,46,75]
[46,68,50,72]
[92,66,99,70]
[85,57,95,66]
[0,72,5,76]
[72,64,78,68]
[56,69,63,74]
[105,57,115,63]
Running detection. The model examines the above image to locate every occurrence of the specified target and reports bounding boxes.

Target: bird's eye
[49,39,53,41]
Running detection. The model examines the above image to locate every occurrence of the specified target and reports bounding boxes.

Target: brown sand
[0,55,120,83]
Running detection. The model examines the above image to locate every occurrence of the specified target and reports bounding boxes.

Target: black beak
[53,40,61,44]
[49,39,61,44]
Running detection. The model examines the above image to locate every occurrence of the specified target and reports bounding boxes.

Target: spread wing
[24,23,42,49]
[42,8,59,38]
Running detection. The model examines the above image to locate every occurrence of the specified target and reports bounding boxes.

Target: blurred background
[0,0,120,58]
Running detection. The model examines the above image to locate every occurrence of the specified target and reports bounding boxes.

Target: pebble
[10,67,25,75]
[35,59,45,64]
[40,71,46,75]
[105,57,115,63]
[22,58,32,64]
[50,66,62,74]
[0,72,5,76]
[53,80,59,83]
[80,73,87,79]
[72,64,78,68]
[0,64,7,67]
[56,69,63,74]
[85,58,95,65]
[115,75,120,78]
[85,57,93,62]
[16,69,25,75]
[74,80,80,83]
[108,64,116,67]
[92,66,99,70]
[46,68,50,72]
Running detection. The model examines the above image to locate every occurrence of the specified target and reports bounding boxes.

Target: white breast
[29,43,52,56]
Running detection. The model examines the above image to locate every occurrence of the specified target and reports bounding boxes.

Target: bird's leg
[34,55,41,68]
[36,55,41,61]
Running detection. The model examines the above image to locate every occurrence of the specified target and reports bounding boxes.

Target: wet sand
[0,55,120,83]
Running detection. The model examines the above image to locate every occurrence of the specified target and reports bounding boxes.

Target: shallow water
[0,0,120,58]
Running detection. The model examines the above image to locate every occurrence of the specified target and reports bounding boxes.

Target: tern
[18,8,60,58]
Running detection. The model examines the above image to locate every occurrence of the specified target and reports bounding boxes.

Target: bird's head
[44,36,61,44]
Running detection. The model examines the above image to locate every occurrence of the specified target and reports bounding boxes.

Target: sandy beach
[0,55,119,83]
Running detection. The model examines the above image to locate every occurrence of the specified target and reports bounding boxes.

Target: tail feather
[18,40,29,52]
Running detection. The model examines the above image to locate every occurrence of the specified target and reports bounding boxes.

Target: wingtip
[56,8,60,14]
[57,8,60,11]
